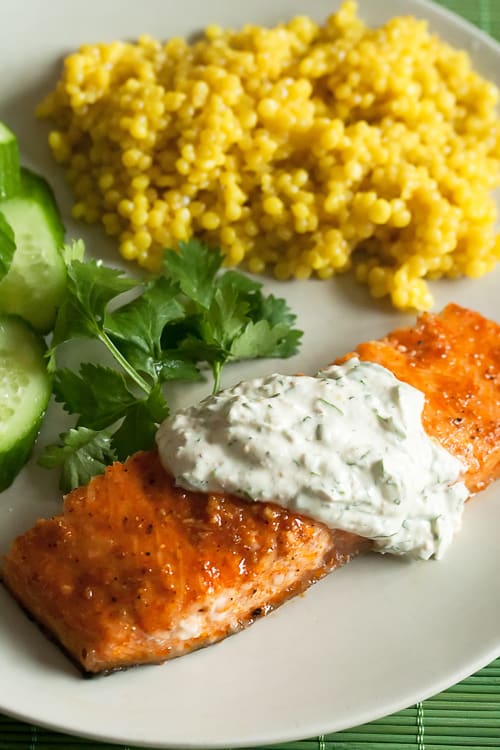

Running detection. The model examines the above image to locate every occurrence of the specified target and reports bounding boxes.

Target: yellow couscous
[38,1,500,310]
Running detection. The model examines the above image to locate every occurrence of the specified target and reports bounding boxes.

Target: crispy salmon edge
[2,581,228,678]
[0,545,363,677]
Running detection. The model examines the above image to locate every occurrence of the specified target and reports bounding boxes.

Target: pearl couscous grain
[38,1,500,310]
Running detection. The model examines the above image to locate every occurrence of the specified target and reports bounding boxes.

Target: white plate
[1,0,499,746]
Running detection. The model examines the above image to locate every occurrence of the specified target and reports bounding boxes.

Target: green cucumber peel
[0,121,21,200]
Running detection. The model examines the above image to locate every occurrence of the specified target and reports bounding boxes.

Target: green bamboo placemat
[1,0,500,748]
[437,0,500,34]
[1,659,500,749]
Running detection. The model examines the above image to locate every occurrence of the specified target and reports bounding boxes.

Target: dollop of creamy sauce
[156,358,468,559]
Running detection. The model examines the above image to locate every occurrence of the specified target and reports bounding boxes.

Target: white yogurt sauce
[156,358,468,559]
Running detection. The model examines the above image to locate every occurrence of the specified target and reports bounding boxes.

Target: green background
[1,1,499,748]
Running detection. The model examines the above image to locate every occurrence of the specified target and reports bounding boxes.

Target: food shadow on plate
[0,587,80,677]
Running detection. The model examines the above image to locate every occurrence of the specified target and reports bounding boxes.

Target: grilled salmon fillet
[2,455,371,674]
[2,303,499,674]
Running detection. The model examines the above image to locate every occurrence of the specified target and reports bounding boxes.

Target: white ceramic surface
[0,0,499,746]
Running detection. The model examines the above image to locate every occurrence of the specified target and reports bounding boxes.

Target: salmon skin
[2,304,499,675]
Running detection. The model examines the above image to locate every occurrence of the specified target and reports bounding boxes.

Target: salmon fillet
[2,455,371,674]
[2,303,499,674]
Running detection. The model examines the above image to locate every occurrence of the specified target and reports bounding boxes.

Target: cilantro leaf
[249,293,298,329]
[199,286,249,350]
[265,327,303,357]
[105,276,184,378]
[100,336,199,384]
[111,385,168,461]
[230,320,302,360]
[161,315,202,350]
[159,351,202,382]
[0,211,15,281]
[216,273,298,330]
[216,269,262,296]
[105,276,183,352]
[178,335,227,368]
[38,427,116,492]
[111,404,158,462]
[52,259,138,348]
[163,239,222,309]
[198,286,252,390]
[140,381,169,423]
[54,365,139,430]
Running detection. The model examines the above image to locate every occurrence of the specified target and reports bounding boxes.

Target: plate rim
[1,0,500,746]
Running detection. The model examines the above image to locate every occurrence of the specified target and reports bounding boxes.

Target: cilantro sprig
[163,241,302,391]
[39,239,302,491]
[39,427,116,492]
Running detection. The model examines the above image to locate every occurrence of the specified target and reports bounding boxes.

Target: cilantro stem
[212,361,222,393]
[99,330,150,394]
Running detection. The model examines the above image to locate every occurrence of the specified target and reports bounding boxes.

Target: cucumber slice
[0,211,16,281]
[0,167,66,333]
[0,315,51,492]
[0,121,21,199]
